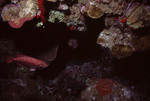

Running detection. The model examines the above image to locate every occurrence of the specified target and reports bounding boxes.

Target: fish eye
[38,64,43,69]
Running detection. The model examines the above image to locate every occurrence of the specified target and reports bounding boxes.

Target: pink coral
[8,16,35,29]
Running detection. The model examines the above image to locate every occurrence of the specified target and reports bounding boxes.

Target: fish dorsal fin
[15,53,27,57]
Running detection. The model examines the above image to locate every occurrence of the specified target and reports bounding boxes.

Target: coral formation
[96,78,114,96]
[87,5,103,19]
[47,0,57,2]
[11,0,20,3]
[111,44,133,59]
[48,10,65,23]
[36,21,44,27]
[1,4,20,22]
[58,3,69,11]
[1,0,38,28]
[0,0,150,100]
[133,35,150,51]
[126,3,150,29]
[80,0,127,17]
[63,61,102,86]
[78,79,140,101]
[8,15,35,28]
[97,26,136,58]
[64,4,86,31]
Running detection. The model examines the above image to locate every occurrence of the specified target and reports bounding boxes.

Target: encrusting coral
[78,78,140,101]
[87,5,103,19]
[97,26,136,58]
[96,78,114,96]
[126,4,150,29]
[1,0,38,28]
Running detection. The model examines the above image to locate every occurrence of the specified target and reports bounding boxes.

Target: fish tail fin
[5,56,14,64]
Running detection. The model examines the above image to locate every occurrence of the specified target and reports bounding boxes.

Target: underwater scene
[0,0,150,101]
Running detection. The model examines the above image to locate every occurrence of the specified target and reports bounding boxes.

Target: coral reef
[96,78,114,96]
[63,61,102,87]
[87,5,103,19]
[0,58,114,101]
[111,44,133,59]
[134,35,150,51]
[80,0,127,17]
[97,26,136,58]
[47,0,57,3]
[0,69,39,101]
[99,2,150,58]
[126,3,150,29]
[48,10,65,23]
[78,78,140,101]
[1,4,20,22]
[63,4,87,31]
[58,3,69,11]
[1,0,38,28]
[0,0,150,101]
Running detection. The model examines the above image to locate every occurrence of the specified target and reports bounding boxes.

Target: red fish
[5,53,48,71]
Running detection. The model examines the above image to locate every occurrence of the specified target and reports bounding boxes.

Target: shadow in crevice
[113,50,150,85]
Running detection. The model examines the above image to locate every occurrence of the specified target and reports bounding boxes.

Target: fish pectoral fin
[30,68,36,72]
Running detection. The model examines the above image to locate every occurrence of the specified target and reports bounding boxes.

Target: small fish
[5,53,48,71]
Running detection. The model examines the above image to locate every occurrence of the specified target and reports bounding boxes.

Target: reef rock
[1,0,38,28]
[78,78,140,101]
[97,26,136,58]
[126,4,150,29]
